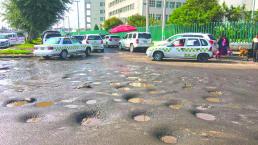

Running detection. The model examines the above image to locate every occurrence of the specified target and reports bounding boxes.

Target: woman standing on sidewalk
[217,35,230,58]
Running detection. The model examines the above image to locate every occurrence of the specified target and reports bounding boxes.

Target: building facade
[105,0,186,22]
[85,0,106,29]
[219,0,257,11]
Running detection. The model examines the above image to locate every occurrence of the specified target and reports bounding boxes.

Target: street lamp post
[161,0,167,40]
[66,16,71,33]
[74,0,80,33]
[146,0,149,32]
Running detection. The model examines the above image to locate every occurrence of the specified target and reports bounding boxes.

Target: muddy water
[0,49,258,145]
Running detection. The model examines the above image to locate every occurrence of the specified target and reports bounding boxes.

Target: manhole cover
[160,136,177,144]
[128,98,144,104]
[196,113,216,121]
[133,115,150,122]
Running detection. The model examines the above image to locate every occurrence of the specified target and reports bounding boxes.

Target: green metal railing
[68,22,258,42]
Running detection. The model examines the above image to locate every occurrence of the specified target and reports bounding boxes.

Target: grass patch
[15,43,35,50]
[0,49,32,55]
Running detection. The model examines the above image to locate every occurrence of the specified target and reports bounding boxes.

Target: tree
[102,17,123,31]
[127,14,146,27]
[222,3,248,22]
[3,0,71,40]
[168,0,224,25]
[94,24,99,30]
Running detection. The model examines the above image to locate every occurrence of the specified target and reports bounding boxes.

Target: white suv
[119,32,152,52]
[82,34,104,53]
[104,35,121,48]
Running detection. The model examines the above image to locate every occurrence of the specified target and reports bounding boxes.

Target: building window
[176,2,181,8]
[169,2,175,9]
[156,1,162,8]
[86,10,91,16]
[100,2,105,7]
[149,0,155,7]
[100,17,105,21]
[86,3,91,9]
[156,14,162,20]
[86,17,91,22]
[109,4,135,16]
[86,24,91,29]
[166,1,169,8]
[149,13,155,18]
[100,10,105,14]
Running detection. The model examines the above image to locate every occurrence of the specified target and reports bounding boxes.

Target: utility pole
[251,0,256,22]
[161,0,167,40]
[74,0,80,33]
[146,0,149,32]
[66,16,71,33]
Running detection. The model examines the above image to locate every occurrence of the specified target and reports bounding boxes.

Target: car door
[62,38,73,53]
[125,33,132,48]
[120,34,127,49]
[184,38,202,59]
[168,38,186,58]
[71,38,82,52]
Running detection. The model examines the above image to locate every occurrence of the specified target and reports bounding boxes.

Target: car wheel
[197,53,209,62]
[130,44,134,53]
[85,47,91,57]
[60,50,68,59]
[101,49,104,53]
[153,51,164,61]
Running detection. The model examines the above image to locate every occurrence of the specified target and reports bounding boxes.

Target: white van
[0,33,25,45]
[119,32,152,52]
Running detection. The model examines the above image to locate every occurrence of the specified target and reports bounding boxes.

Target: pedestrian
[252,34,258,62]
[217,34,230,58]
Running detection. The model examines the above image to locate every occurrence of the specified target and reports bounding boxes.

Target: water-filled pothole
[205,97,222,103]
[4,98,37,107]
[20,112,42,123]
[153,127,177,144]
[35,101,54,108]
[73,110,102,126]
[166,100,183,110]
[130,110,151,122]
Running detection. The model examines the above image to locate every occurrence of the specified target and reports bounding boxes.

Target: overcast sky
[0,0,85,29]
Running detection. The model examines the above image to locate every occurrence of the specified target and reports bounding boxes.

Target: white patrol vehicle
[147,37,213,62]
[34,37,92,59]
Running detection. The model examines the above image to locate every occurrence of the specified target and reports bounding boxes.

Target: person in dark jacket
[252,35,258,62]
[218,35,230,57]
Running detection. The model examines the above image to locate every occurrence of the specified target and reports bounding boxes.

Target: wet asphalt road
[0,48,258,145]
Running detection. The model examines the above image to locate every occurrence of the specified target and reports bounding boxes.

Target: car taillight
[101,40,103,44]
[209,40,214,45]
[136,39,139,44]
[109,38,112,41]
[48,47,54,50]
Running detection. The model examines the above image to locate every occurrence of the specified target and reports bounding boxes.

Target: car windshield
[88,35,102,40]
[167,35,181,42]
[44,37,61,44]
[110,36,120,39]
[0,35,8,39]
[73,36,85,41]
[46,33,61,39]
[71,38,81,44]
[138,33,151,39]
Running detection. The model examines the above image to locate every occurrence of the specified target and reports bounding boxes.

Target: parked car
[34,37,92,59]
[42,31,62,44]
[72,35,85,43]
[146,37,213,62]
[119,32,152,52]
[82,34,104,53]
[0,33,25,46]
[0,34,10,48]
[104,35,121,47]
[155,33,218,52]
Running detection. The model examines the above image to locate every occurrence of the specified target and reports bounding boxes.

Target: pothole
[76,83,92,89]
[128,98,144,104]
[153,128,177,144]
[35,101,54,108]
[196,113,216,121]
[4,98,37,107]
[20,112,42,123]
[131,110,151,122]
[196,104,212,111]
[73,110,102,126]
[208,90,223,97]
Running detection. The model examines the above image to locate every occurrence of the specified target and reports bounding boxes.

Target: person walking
[252,35,258,62]
[217,35,230,58]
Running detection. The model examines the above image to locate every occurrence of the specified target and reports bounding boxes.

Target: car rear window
[110,36,120,39]
[200,39,209,46]
[138,33,151,39]
[74,36,85,41]
[88,35,102,40]
[45,37,61,44]
[46,33,61,39]
[208,34,216,40]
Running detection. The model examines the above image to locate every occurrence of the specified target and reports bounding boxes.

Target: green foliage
[0,49,32,54]
[222,3,248,22]
[127,14,162,27]
[3,0,71,40]
[94,24,100,30]
[103,17,123,31]
[14,43,35,50]
[168,0,224,25]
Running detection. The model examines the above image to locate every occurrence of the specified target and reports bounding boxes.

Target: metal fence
[69,22,258,42]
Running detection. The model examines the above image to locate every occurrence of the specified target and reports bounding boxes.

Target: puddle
[196,105,212,111]
[208,91,223,97]
[73,110,101,126]
[133,115,150,122]
[128,98,144,104]
[64,105,82,109]
[113,99,123,102]
[5,98,36,107]
[86,100,97,105]
[160,136,177,144]
[112,93,120,96]
[119,87,131,91]
[20,112,41,123]
[35,101,54,108]
[195,113,216,121]
[167,100,183,110]
[153,127,177,144]
[205,97,222,103]
[92,82,102,85]
[61,98,78,103]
